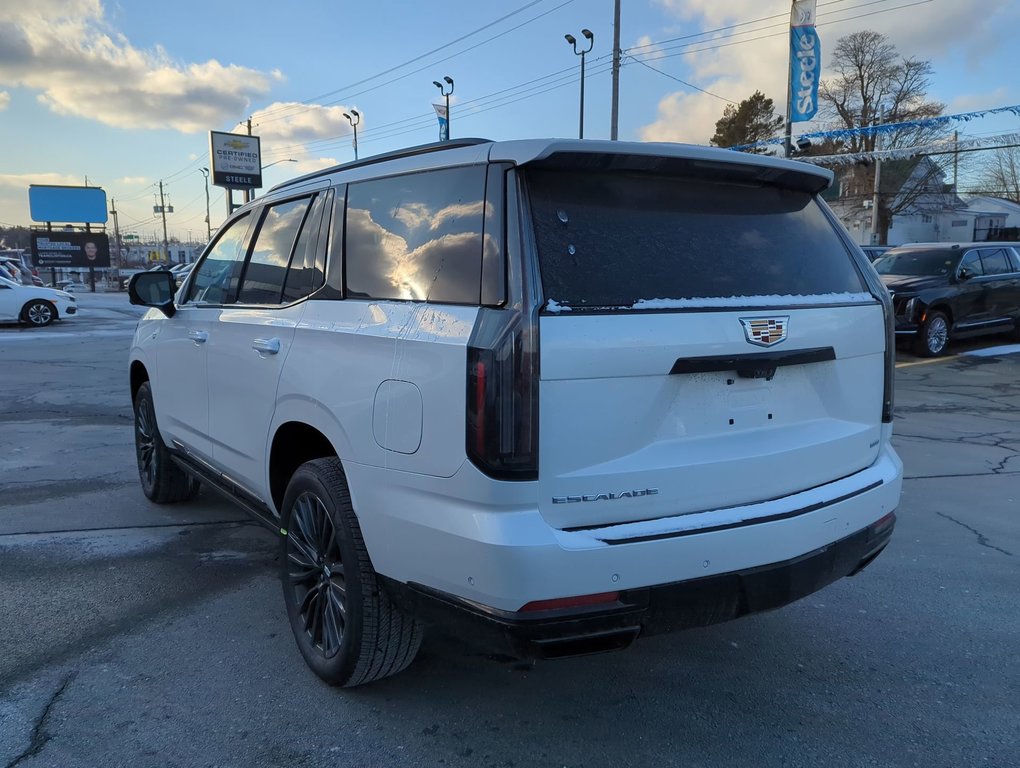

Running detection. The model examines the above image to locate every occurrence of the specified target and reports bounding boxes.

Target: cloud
[0,91,9,111]
[246,102,357,175]
[640,0,1019,146]
[0,0,280,133]
[0,172,82,189]
[117,175,147,185]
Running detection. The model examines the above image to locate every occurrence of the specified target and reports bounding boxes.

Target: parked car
[873,243,1020,356]
[861,245,890,262]
[170,263,195,289]
[128,138,901,687]
[0,256,44,287]
[0,273,77,326]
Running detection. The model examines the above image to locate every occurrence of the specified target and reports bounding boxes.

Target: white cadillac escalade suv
[128,139,902,687]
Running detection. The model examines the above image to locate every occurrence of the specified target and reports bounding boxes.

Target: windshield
[873,249,957,276]
[526,168,865,309]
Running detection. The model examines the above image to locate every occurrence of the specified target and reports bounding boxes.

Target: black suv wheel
[915,310,950,357]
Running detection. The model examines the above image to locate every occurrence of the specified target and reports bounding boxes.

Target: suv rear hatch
[524,158,886,531]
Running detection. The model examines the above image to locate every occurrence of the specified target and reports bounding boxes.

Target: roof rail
[269,138,493,192]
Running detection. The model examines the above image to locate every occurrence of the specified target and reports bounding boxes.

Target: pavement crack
[5,672,77,768]
[935,511,1014,557]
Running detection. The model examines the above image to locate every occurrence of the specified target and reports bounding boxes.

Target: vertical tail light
[880,285,895,423]
[466,306,539,480]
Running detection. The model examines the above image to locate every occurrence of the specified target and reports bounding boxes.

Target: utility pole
[610,0,621,140]
[870,106,884,245]
[953,129,959,190]
[199,167,212,241]
[157,180,171,263]
[109,198,124,289]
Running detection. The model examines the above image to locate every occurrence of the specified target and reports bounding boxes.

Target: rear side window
[978,248,1011,276]
[344,166,486,304]
[526,170,865,309]
[238,197,312,305]
[1008,248,1020,272]
[186,213,251,304]
[282,193,328,303]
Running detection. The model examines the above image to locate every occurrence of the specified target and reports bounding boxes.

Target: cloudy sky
[1,0,1017,240]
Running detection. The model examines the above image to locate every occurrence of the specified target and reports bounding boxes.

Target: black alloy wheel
[286,491,348,659]
[280,457,423,687]
[132,381,200,503]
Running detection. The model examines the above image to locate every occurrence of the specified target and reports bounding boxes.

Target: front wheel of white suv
[133,381,201,503]
[280,457,423,687]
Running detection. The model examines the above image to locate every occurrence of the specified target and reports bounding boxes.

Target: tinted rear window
[874,249,957,277]
[526,170,864,309]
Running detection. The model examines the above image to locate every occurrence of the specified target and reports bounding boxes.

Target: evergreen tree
[710,91,784,153]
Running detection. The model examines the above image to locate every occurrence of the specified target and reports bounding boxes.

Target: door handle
[187,329,208,344]
[252,337,281,355]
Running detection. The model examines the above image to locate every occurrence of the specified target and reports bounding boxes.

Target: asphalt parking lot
[1,292,1017,768]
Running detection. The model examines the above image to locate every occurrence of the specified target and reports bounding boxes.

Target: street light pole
[343,109,361,160]
[198,167,211,242]
[433,77,454,140]
[565,30,594,139]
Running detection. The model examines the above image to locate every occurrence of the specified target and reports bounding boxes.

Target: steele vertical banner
[790,0,820,123]
[433,103,449,142]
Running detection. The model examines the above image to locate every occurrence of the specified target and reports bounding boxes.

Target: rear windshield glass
[526,169,866,310]
[873,249,956,276]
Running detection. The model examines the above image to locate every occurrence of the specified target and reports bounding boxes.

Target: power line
[254,0,573,126]
[624,54,737,104]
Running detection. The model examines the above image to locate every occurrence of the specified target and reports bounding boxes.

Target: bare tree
[977,145,1020,202]
[819,31,945,151]
[818,31,950,243]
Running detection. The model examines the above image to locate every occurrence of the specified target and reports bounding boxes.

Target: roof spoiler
[521,150,833,195]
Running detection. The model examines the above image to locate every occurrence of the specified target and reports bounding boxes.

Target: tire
[280,457,423,687]
[133,381,200,503]
[22,299,56,327]
[914,310,950,357]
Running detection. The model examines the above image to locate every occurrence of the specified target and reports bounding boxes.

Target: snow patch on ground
[961,344,1020,357]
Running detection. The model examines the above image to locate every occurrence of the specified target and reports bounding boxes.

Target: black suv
[874,243,1020,356]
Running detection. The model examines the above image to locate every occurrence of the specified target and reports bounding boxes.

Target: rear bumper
[384,512,895,660]
[349,440,903,613]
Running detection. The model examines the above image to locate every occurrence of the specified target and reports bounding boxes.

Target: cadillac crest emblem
[740,317,789,347]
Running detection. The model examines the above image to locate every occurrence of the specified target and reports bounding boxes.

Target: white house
[825,157,1004,246]
[964,196,1020,240]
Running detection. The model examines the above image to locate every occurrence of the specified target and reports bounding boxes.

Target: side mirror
[129,271,177,317]
[958,268,973,281]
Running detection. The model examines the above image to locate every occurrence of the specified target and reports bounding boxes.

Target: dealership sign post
[209,130,262,215]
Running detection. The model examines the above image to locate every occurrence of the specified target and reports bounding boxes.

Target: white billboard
[209,130,263,189]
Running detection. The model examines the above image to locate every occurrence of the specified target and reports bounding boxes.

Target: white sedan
[0,274,77,326]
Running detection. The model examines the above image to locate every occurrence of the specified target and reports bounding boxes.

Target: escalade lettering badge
[552,489,659,504]
[740,316,789,347]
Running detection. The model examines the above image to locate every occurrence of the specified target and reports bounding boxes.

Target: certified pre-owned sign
[209,130,263,190]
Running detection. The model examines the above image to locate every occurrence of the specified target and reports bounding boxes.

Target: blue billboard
[29,185,108,224]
